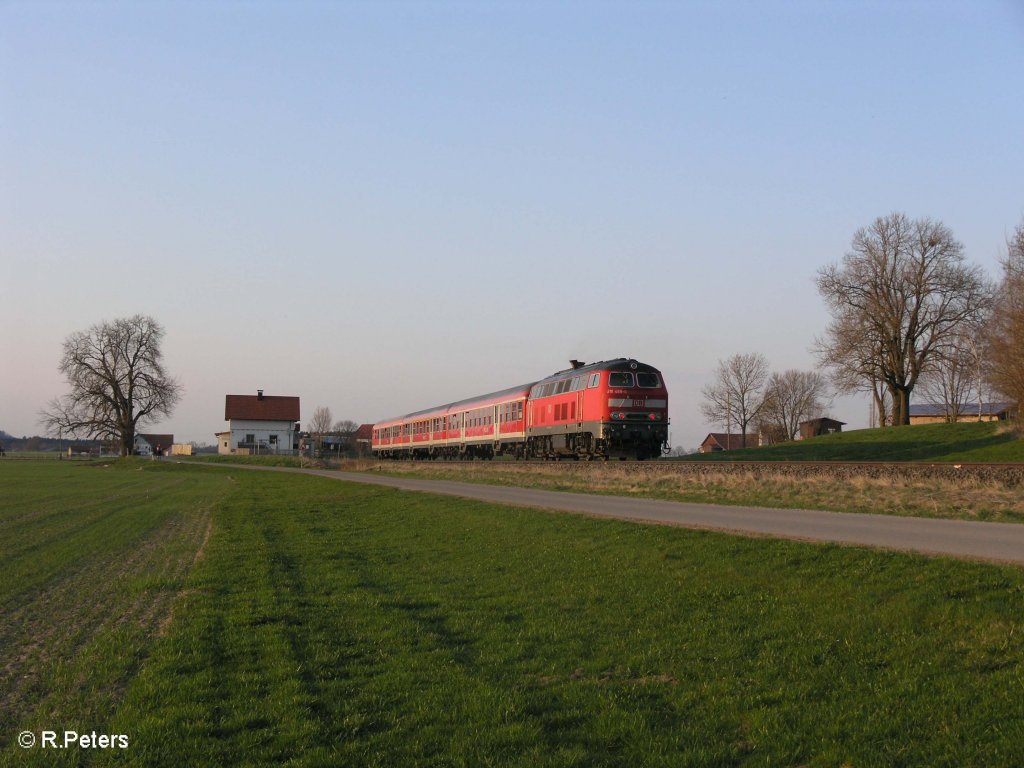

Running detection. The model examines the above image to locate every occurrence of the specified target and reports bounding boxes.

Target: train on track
[372,358,669,461]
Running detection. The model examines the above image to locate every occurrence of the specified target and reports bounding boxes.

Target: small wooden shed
[798,418,845,440]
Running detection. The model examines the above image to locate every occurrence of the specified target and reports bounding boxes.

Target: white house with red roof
[217,390,301,455]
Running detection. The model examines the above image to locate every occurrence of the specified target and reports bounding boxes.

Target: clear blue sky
[2,1,1022,448]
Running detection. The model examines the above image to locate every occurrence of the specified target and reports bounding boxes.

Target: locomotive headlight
[611,412,626,420]
[648,413,662,420]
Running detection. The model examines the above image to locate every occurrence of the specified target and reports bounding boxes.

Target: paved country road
[191,463,1024,566]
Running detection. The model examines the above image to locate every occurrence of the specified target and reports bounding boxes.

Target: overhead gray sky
[2,1,1022,448]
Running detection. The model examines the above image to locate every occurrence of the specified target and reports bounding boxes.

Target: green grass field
[682,421,1024,463]
[3,460,1024,766]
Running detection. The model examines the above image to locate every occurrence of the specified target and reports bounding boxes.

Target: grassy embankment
[680,421,1024,463]
[3,459,1024,766]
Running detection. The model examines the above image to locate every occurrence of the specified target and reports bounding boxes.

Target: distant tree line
[0,432,101,453]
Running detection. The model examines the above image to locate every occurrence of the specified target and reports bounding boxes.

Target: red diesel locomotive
[371,358,669,460]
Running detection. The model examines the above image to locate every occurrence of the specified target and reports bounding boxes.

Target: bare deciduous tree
[816,213,991,425]
[309,406,334,449]
[700,352,769,447]
[40,315,182,456]
[759,369,830,441]
[985,219,1024,416]
[917,327,983,421]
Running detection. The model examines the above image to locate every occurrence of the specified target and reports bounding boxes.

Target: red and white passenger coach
[372,358,669,460]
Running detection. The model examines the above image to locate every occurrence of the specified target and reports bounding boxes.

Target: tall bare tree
[700,352,769,447]
[985,219,1024,416]
[816,213,991,425]
[759,369,830,441]
[308,406,334,450]
[40,315,182,456]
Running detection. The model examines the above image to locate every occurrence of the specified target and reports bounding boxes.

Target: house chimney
[570,359,585,369]
[257,389,264,400]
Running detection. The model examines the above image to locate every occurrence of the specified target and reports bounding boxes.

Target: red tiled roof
[225,394,300,422]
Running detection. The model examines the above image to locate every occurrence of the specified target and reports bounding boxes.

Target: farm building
[908,402,1017,425]
[218,390,300,455]
[798,418,845,440]
[699,433,756,453]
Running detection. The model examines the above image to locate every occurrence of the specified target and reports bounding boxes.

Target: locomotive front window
[637,373,660,388]
[609,372,634,387]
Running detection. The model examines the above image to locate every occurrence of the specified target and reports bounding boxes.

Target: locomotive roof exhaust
[570,359,586,369]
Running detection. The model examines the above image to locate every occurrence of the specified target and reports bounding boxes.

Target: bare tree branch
[917,325,983,420]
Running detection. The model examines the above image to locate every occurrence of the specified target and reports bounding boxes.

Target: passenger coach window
[609,372,634,387]
[637,373,661,387]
